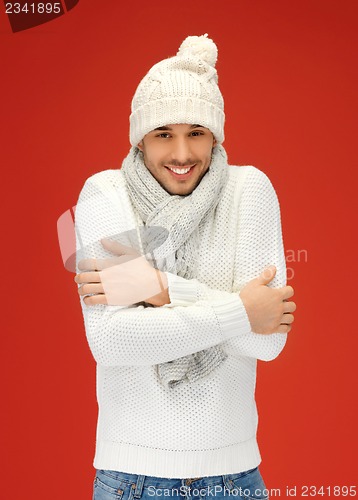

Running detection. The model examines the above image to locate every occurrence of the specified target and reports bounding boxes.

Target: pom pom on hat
[177,34,218,67]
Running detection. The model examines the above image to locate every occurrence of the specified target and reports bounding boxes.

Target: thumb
[257,265,277,285]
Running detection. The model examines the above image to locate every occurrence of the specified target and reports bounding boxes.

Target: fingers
[74,272,101,284]
[77,258,100,271]
[75,272,105,303]
[78,283,104,296]
[77,279,107,305]
[276,309,295,333]
[281,285,294,300]
[283,300,296,313]
[281,313,294,324]
[276,324,292,334]
[83,294,108,306]
[78,257,122,271]
[257,265,277,285]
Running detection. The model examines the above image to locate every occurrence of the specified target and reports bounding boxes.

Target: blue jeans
[93,467,269,500]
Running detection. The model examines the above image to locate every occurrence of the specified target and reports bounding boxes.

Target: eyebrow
[154,124,204,131]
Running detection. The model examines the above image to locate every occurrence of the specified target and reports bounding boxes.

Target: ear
[212,136,217,148]
[137,141,143,152]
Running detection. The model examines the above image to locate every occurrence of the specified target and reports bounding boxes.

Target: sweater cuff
[162,273,252,339]
[212,295,252,340]
[162,272,199,307]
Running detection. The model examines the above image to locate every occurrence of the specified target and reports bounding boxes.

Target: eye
[156,133,171,139]
[190,130,204,137]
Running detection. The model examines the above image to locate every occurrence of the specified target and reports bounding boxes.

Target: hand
[74,238,169,306]
[239,266,296,334]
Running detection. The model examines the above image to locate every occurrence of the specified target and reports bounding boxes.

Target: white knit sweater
[74,164,287,478]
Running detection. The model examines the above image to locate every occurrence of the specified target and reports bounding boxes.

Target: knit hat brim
[130,97,225,146]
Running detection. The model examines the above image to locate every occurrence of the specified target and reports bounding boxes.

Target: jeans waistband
[96,468,258,495]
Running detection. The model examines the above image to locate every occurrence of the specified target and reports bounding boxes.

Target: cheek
[200,146,214,164]
[142,144,167,165]
[144,152,164,170]
[197,140,214,156]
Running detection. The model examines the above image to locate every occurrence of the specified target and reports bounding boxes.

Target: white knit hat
[129,34,225,146]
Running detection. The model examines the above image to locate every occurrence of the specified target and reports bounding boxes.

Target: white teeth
[168,167,192,174]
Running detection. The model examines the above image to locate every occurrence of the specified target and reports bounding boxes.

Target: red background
[1,1,357,498]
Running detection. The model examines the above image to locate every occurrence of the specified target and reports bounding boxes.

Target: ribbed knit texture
[74,164,287,478]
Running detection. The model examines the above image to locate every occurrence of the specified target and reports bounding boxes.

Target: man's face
[137,123,217,196]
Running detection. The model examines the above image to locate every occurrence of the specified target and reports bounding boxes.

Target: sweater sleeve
[75,172,252,367]
[162,166,288,361]
[224,166,288,360]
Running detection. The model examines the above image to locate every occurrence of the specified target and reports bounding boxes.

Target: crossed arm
[75,239,294,334]
[74,167,295,366]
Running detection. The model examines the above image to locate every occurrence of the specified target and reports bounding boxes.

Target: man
[74,34,296,500]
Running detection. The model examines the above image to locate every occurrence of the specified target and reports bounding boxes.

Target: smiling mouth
[165,165,196,175]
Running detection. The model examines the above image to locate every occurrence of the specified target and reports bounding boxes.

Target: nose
[170,137,192,165]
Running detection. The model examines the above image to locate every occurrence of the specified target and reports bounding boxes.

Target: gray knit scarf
[121,144,229,389]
